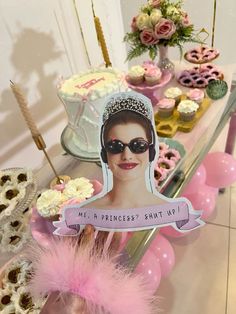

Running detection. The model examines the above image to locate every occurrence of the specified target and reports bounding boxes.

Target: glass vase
[157,45,175,75]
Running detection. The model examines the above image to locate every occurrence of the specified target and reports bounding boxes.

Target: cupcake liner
[157,107,174,118]
[179,111,196,122]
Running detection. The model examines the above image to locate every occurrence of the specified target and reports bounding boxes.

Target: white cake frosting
[58,67,128,154]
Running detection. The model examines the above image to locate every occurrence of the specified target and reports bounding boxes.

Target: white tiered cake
[58,67,128,158]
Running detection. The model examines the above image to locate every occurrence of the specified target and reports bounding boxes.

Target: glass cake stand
[126,71,172,106]
[61,126,101,162]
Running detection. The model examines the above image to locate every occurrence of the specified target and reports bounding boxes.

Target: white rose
[166,6,180,21]
[136,13,152,30]
[150,9,162,25]
[63,177,94,199]
[37,190,63,210]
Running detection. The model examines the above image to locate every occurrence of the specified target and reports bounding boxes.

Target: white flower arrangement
[124,0,200,61]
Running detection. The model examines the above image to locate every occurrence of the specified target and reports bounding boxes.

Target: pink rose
[154,18,176,39]
[181,12,191,27]
[149,0,162,8]
[140,29,159,46]
[131,16,138,32]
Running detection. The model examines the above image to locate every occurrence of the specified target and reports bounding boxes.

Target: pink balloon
[206,185,219,197]
[160,225,189,238]
[183,164,206,195]
[187,185,216,220]
[135,250,161,292]
[150,234,175,277]
[203,152,236,188]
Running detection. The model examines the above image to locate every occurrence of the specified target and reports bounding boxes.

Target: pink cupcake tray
[126,71,172,106]
[155,97,211,138]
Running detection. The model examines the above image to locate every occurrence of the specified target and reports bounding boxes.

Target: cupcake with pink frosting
[187,88,205,106]
[157,98,175,118]
[144,66,162,86]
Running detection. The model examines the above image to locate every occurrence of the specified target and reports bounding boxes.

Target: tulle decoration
[28,240,158,314]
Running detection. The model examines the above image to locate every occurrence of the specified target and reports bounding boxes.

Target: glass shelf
[126,78,236,270]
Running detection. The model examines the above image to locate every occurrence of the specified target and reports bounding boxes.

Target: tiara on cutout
[102,92,153,123]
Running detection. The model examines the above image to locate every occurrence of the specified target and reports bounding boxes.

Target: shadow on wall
[0,28,66,166]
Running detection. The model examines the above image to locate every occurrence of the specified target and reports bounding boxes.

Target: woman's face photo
[106,122,150,182]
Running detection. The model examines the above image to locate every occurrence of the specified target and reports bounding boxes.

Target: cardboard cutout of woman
[54,91,203,242]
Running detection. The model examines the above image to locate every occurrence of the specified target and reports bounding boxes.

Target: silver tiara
[102,92,153,123]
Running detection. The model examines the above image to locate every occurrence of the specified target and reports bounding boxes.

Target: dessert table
[1,64,236,314]
[13,62,234,272]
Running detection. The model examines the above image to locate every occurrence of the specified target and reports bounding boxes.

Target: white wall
[0,0,126,171]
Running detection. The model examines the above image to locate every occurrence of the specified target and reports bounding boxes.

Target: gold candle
[94,16,112,67]
[211,0,217,47]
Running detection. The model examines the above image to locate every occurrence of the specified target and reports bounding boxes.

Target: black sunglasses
[105,138,150,154]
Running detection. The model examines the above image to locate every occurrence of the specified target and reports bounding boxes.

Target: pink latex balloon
[187,185,216,220]
[160,225,189,238]
[183,164,206,195]
[150,234,175,278]
[135,250,162,292]
[203,152,236,188]
[206,185,219,197]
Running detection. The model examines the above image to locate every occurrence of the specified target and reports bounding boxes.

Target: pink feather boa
[29,240,158,314]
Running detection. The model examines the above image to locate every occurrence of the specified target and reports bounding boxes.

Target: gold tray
[155,97,211,138]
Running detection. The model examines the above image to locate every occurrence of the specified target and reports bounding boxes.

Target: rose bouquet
[124,0,200,61]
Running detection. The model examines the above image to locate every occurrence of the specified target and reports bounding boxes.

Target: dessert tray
[61,126,101,162]
[0,168,36,254]
[0,255,46,313]
[156,138,186,189]
[184,46,219,65]
[126,71,172,106]
[0,168,37,224]
[155,97,211,137]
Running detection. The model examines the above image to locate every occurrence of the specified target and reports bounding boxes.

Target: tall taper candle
[10,81,40,137]
[211,0,217,47]
[10,81,64,184]
[94,16,112,67]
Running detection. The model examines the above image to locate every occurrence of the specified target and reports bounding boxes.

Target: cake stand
[126,71,172,106]
[184,51,219,65]
[61,126,101,162]
[178,48,221,89]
